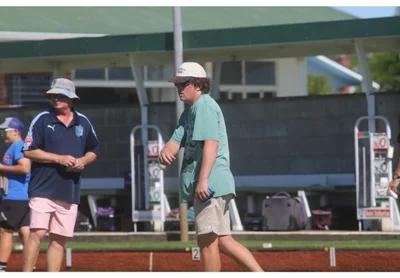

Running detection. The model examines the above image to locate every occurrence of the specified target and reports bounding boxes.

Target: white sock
[0,262,7,272]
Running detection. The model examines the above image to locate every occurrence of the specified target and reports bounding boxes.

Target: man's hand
[159,148,176,166]
[389,178,400,192]
[195,179,210,201]
[70,158,85,172]
[57,155,76,168]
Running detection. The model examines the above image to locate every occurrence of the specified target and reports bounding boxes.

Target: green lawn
[13,239,400,251]
[50,240,400,251]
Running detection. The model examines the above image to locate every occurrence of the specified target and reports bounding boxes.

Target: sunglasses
[174,80,192,88]
[0,128,16,135]
[48,94,69,100]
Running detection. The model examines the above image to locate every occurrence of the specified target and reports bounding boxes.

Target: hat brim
[0,122,8,129]
[46,88,80,99]
[168,76,193,83]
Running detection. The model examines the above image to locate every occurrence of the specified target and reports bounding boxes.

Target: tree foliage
[308,74,332,96]
[369,52,400,91]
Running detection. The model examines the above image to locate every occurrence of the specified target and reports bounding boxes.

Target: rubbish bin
[311,209,332,230]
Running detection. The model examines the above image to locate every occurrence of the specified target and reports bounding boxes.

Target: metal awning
[0,16,399,73]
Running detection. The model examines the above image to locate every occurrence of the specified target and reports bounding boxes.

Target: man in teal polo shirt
[159,62,263,272]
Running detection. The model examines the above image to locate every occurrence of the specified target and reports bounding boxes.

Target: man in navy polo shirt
[21,78,99,272]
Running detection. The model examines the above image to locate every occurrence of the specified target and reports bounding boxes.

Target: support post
[129,54,150,210]
[247,194,255,213]
[355,41,376,133]
[355,40,376,231]
[210,62,222,99]
[52,62,64,79]
[173,6,188,241]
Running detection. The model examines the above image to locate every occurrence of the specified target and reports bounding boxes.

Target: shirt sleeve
[85,120,99,156]
[170,111,186,147]
[192,104,219,142]
[22,115,44,152]
[13,142,24,161]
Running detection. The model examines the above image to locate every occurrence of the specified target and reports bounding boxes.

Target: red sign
[373,135,388,150]
[365,209,390,218]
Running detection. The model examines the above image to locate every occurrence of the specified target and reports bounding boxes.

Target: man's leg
[194,196,223,271]
[216,194,263,272]
[0,227,13,271]
[197,232,221,271]
[46,233,67,272]
[18,226,30,248]
[218,235,264,272]
[23,197,53,272]
[46,199,77,272]
[22,228,47,271]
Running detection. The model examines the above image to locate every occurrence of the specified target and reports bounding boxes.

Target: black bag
[96,207,120,231]
[262,191,305,231]
[74,211,92,231]
[243,213,263,231]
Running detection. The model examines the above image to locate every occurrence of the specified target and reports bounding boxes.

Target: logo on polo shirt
[75,125,83,137]
[23,131,33,150]
[3,153,10,164]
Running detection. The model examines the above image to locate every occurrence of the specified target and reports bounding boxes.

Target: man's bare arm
[24,149,75,167]
[81,152,97,166]
[159,141,181,166]
[0,158,31,175]
[198,140,218,182]
[165,141,181,155]
[394,159,400,176]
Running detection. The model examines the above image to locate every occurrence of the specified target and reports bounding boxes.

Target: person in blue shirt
[22,78,99,272]
[0,117,31,272]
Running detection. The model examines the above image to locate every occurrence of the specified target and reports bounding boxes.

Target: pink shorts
[29,197,78,237]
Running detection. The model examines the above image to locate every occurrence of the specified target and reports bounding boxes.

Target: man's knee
[197,232,219,250]
[217,235,235,253]
[0,227,13,235]
[28,228,47,243]
[49,233,68,248]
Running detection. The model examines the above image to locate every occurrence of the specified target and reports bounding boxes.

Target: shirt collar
[49,108,79,126]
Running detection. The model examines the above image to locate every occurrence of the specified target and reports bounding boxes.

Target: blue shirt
[22,108,99,204]
[2,140,30,200]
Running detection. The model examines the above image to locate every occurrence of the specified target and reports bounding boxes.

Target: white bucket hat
[46,78,80,99]
[168,62,207,83]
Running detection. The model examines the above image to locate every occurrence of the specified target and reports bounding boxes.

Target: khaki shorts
[29,197,78,237]
[193,194,233,236]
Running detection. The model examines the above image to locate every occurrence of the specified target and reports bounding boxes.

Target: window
[7,73,52,105]
[108,67,134,80]
[221,61,242,85]
[245,61,275,85]
[76,87,139,105]
[147,65,175,81]
[74,69,105,80]
[220,61,275,85]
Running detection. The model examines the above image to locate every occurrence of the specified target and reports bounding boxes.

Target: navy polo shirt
[22,108,99,204]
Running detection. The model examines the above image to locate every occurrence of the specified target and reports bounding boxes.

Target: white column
[247,194,255,213]
[129,54,150,209]
[52,62,63,79]
[210,62,222,99]
[355,41,376,133]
